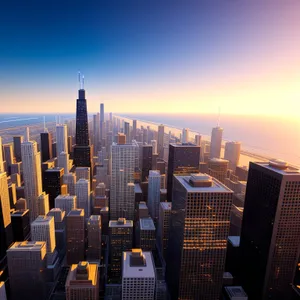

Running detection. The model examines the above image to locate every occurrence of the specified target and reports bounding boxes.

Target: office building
[148,170,161,221]
[240,160,300,299]
[110,140,139,220]
[55,194,77,215]
[0,172,13,262]
[138,201,149,219]
[210,126,223,159]
[208,158,229,183]
[157,124,164,159]
[21,128,43,221]
[100,103,105,145]
[10,162,21,175]
[93,113,100,153]
[43,167,64,209]
[38,192,50,215]
[224,141,241,171]
[7,241,47,300]
[124,121,130,142]
[87,215,101,261]
[224,286,248,300]
[140,145,153,181]
[11,209,30,241]
[13,136,23,163]
[63,173,76,195]
[0,281,7,300]
[132,119,137,140]
[58,151,70,175]
[166,174,233,299]
[40,132,52,162]
[75,166,90,182]
[66,209,85,265]
[73,87,92,168]
[66,261,99,300]
[56,124,69,155]
[8,182,17,209]
[15,197,27,210]
[94,182,108,213]
[158,202,172,258]
[76,178,90,218]
[122,249,156,300]
[167,143,200,202]
[3,144,14,172]
[182,128,190,143]
[151,140,158,154]
[109,218,133,278]
[139,217,156,251]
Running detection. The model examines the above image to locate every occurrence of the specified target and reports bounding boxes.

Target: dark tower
[73,74,92,168]
[40,132,53,162]
[100,103,104,146]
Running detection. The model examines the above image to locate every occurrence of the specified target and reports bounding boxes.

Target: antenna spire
[78,71,81,90]
[82,75,84,89]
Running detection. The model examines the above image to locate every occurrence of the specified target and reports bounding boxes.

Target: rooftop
[122,251,155,278]
[225,286,248,298]
[66,262,98,286]
[160,202,172,210]
[228,236,240,247]
[170,142,198,147]
[209,158,229,163]
[109,219,133,228]
[139,202,148,210]
[255,160,300,175]
[11,209,29,217]
[8,241,46,251]
[140,218,155,231]
[67,209,84,217]
[32,215,54,224]
[175,173,233,193]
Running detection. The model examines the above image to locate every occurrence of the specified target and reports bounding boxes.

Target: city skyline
[1,1,300,116]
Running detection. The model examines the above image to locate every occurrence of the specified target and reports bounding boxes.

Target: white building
[63,173,76,195]
[31,215,56,253]
[210,126,223,159]
[151,140,157,155]
[76,179,91,218]
[21,127,43,221]
[56,124,68,155]
[58,151,70,175]
[148,170,161,221]
[224,141,241,171]
[122,249,156,300]
[110,140,139,220]
[182,128,190,143]
[55,194,77,215]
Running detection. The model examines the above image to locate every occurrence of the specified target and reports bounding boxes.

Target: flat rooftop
[225,286,248,298]
[134,183,142,194]
[140,218,155,231]
[109,219,133,228]
[160,202,172,210]
[175,174,233,193]
[254,160,300,176]
[8,241,46,251]
[67,209,84,217]
[11,209,29,217]
[170,142,198,147]
[123,251,155,278]
[139,202,148,210]
[66,263,98,287]
[32,215,54,224]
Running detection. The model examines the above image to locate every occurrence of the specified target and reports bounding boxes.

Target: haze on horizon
[1,0,300,117]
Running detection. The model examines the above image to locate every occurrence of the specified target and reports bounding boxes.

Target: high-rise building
[3,144,14,171]
[100,103,105,145]
[0,281,7,300]
[0,137,4,173]
[109,218,133,278]
[7,241,47,300]
[66,209,85,265]
[210,126,223,159]
[122,249,156,300]
[166,173,233,299]
[139,217,156,251]
[55,194,77,215]
[75,166,90,182]
[38,192,50,215]
[157,124,165,159]
[47,208,65,254]
[167,143,200,202]
[151,140,158,154]
[87,215,101,261]
[74,88,92,168]
[63,173,76,195]
[43,167,64,209]
[66,261,99,300]
[182,128,190,143]
[224,141,241,171]
[76,178,90,218]
[158,202,172,258]
[40,132,52,162]
[56,124,68,155]
[132,120,137,140]
[21,128,43,221]
[239,160,300,300]
[124,121,130,143]
[140,145,153,181]
[31,215,56,254]
[58,151,70,175]
[0,172,13,262]
[148,170,161,221]
[13,135,23,163]
[11,209,30,241]
[208,158,229,183]
[110,140,139,220]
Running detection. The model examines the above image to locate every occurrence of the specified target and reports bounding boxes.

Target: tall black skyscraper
[13,136,23,162]
[239,160,300,300]
[140,145,153,182]
[100,103,104,145]
[73,86,92,168]
[167,143,200,202]
[40,132,53,162]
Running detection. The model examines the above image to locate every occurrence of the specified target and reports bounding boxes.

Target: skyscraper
[148,170,161,222]
[87,215,101,261]
[3,144,14,173]
[122,249,156,300]
[40,132,53,162]
[74,86,92,168]
[56,124,68,156]
[224,141,241,171]
[208,158,229,183]
[13,135,23,163]
[93,113,100,152]
[166,173,233,299]
[157,124,165,159]
[239,160,300,299]
[0,281,7,300]
[55,194,77,215]
[63,173,76,195]
[76,178,91,218]
[7,241,47,300]
[167,143,200,202]
[210,126,223,159]
[132,119,137,140]
[140,145,153,182]
[66,209,85,265]
[21,128,43,221]
[66,261,99,300]
[158,202,172,258]
[100,103,105,145]
[182,128,190,143]
[124,121,130,143]
[57,151,70,174]
[110,140,139,220]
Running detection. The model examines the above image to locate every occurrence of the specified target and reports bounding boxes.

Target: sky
[1,0,300,116]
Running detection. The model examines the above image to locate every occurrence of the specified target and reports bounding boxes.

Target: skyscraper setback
[73,83,92,168]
